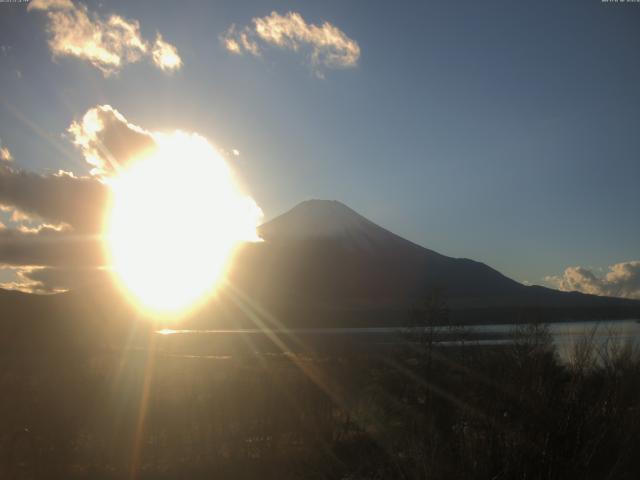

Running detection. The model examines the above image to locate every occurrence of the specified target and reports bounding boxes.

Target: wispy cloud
[545,261,640,300]
[0,139,12,162]
[28,0,182,75]
[0,265,51,294]
[151,33,182,71]
[0,264,108,294]
[221,11,360,76]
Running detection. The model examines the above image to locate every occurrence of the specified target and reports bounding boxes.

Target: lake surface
[154,319,640,362]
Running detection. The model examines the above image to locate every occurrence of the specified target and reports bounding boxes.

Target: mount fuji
[222,200,639,326]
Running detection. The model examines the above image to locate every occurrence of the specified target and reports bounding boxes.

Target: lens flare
[105,132,261,317]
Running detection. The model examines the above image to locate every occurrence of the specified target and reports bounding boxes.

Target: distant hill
[2,199,639,329]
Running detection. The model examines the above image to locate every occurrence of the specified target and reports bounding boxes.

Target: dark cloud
[0,163,109,233]
[0,226,104,267]
[0,105,165,294]
[22,266,111,293]
[0,143,110,293]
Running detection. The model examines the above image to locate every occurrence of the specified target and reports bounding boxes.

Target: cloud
[29,266,108,293]
[221,11,360,75]
[0,265,49,294]
[152,33,182,71]
[222,25,261,56]
[0,226,104,268]
[0,113,116,292]
[0,138,12,162]
[0,157,107,292]
[28,0,182,75]
[545,261,640,300]
[0,140,12,162]
[1,105,262,296]
[2,206,66,233]
[27,0,74,10]
[68,105,156,177]
[0,163,109,233]
[0,148,12,162]
[0,264,109,294]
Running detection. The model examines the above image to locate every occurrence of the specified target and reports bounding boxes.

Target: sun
[105,132,261,317]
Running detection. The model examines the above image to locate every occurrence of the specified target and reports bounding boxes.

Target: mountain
[224,199,640,326]
[237,200,520,302]
[259,199,402,250]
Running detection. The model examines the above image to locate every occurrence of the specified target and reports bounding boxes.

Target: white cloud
[10,208,32,223]
[0,143,12,162]
[222,25,261,57]
[27,0,74,10]
[545,261,640,300]
[16,222,69,234]
[221,32,241,54]
[151,33,182,71]
[221,11,360,75]
[28,0,182,76]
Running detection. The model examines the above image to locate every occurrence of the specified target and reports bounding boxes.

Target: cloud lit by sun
[28,0,183,75]
[152,34,183,72]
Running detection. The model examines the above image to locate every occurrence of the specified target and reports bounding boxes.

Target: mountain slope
[226,200,639,325]
[235,199,526,304]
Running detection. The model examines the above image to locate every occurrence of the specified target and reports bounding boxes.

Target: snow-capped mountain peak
[258,199,402,250]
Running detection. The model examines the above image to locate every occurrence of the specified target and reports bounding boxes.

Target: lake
[154,319,640,362]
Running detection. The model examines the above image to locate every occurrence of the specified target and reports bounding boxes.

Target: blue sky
[1,0,639,287]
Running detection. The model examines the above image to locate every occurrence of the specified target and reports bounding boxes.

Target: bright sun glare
[105,132,262,317]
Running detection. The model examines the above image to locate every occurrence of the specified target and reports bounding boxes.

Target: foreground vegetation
[2,315,640,479]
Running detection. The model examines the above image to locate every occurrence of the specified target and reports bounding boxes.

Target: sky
[0,0,639,297]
